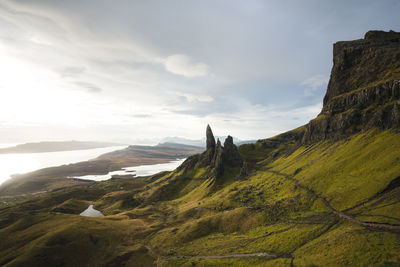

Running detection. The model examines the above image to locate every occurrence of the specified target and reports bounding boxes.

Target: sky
[0,0,399,144]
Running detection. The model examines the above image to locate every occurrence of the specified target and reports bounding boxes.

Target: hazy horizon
[0,135,250,147]
[1,0,399,144]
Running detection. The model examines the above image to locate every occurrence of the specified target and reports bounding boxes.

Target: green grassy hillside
[1,129,399,266]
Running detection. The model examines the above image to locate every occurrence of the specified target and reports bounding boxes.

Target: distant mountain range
[0,138,255,154]
[0,141,124,154]
[160,136,256,147]
[96,142,203,165]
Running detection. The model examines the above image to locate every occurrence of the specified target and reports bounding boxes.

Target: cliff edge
[302,30,400,144]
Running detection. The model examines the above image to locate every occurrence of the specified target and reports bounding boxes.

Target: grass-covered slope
[1,129,399,266]
[142,129,400,266]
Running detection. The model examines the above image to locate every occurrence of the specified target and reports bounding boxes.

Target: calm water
[0,145,127,185]
[72,158,186,181]
[80,205,104,217]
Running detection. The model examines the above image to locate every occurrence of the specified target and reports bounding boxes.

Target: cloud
[292,102,323,117]
[301,74,329,96]
[130,114,152,118]
[164,54,208,77]
[171,91,213,103]
[59,67,85,77]
[0,0,399,142]
[167,94,247,117]
[73,81,103,93]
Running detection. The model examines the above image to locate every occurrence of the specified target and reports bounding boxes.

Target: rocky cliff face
[302,30,400,144]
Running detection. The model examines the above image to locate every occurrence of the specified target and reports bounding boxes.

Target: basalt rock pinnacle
[179,125,243,179]
[206,124,216,150]
[223,136,243,167]
[211,139,224,178]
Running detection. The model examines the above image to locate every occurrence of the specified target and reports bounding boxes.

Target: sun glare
[0,48,100,126]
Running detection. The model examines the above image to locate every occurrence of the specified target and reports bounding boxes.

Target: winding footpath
[266,170,400,231]
[144,246,273,260]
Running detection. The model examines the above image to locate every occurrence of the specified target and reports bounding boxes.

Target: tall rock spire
[206,124,216,150]
[223,135,243,167]
[212,139,224,178]
[180,125,244,180]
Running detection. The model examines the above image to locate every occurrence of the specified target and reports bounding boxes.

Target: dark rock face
[302,30,400,145]
[303,81,400,144]
[238,162,250,180]
[323,30,400,106]
[198,125,216,167]
[364,30,400,41]
[392,102,400,128]
[223,136,243,167]
[211,139,224,177]
[206,124,216,150]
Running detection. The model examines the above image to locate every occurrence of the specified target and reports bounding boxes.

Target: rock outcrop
[211,139,224,177]
[223,136,243,167]
[237,161,250,180]
[302,30,400,145]
[179,125,243,179]
[199,125,216,167]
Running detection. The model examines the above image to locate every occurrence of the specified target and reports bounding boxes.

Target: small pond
[80,205,104,217]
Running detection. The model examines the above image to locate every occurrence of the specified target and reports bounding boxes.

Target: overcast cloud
[0,0,399,144]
